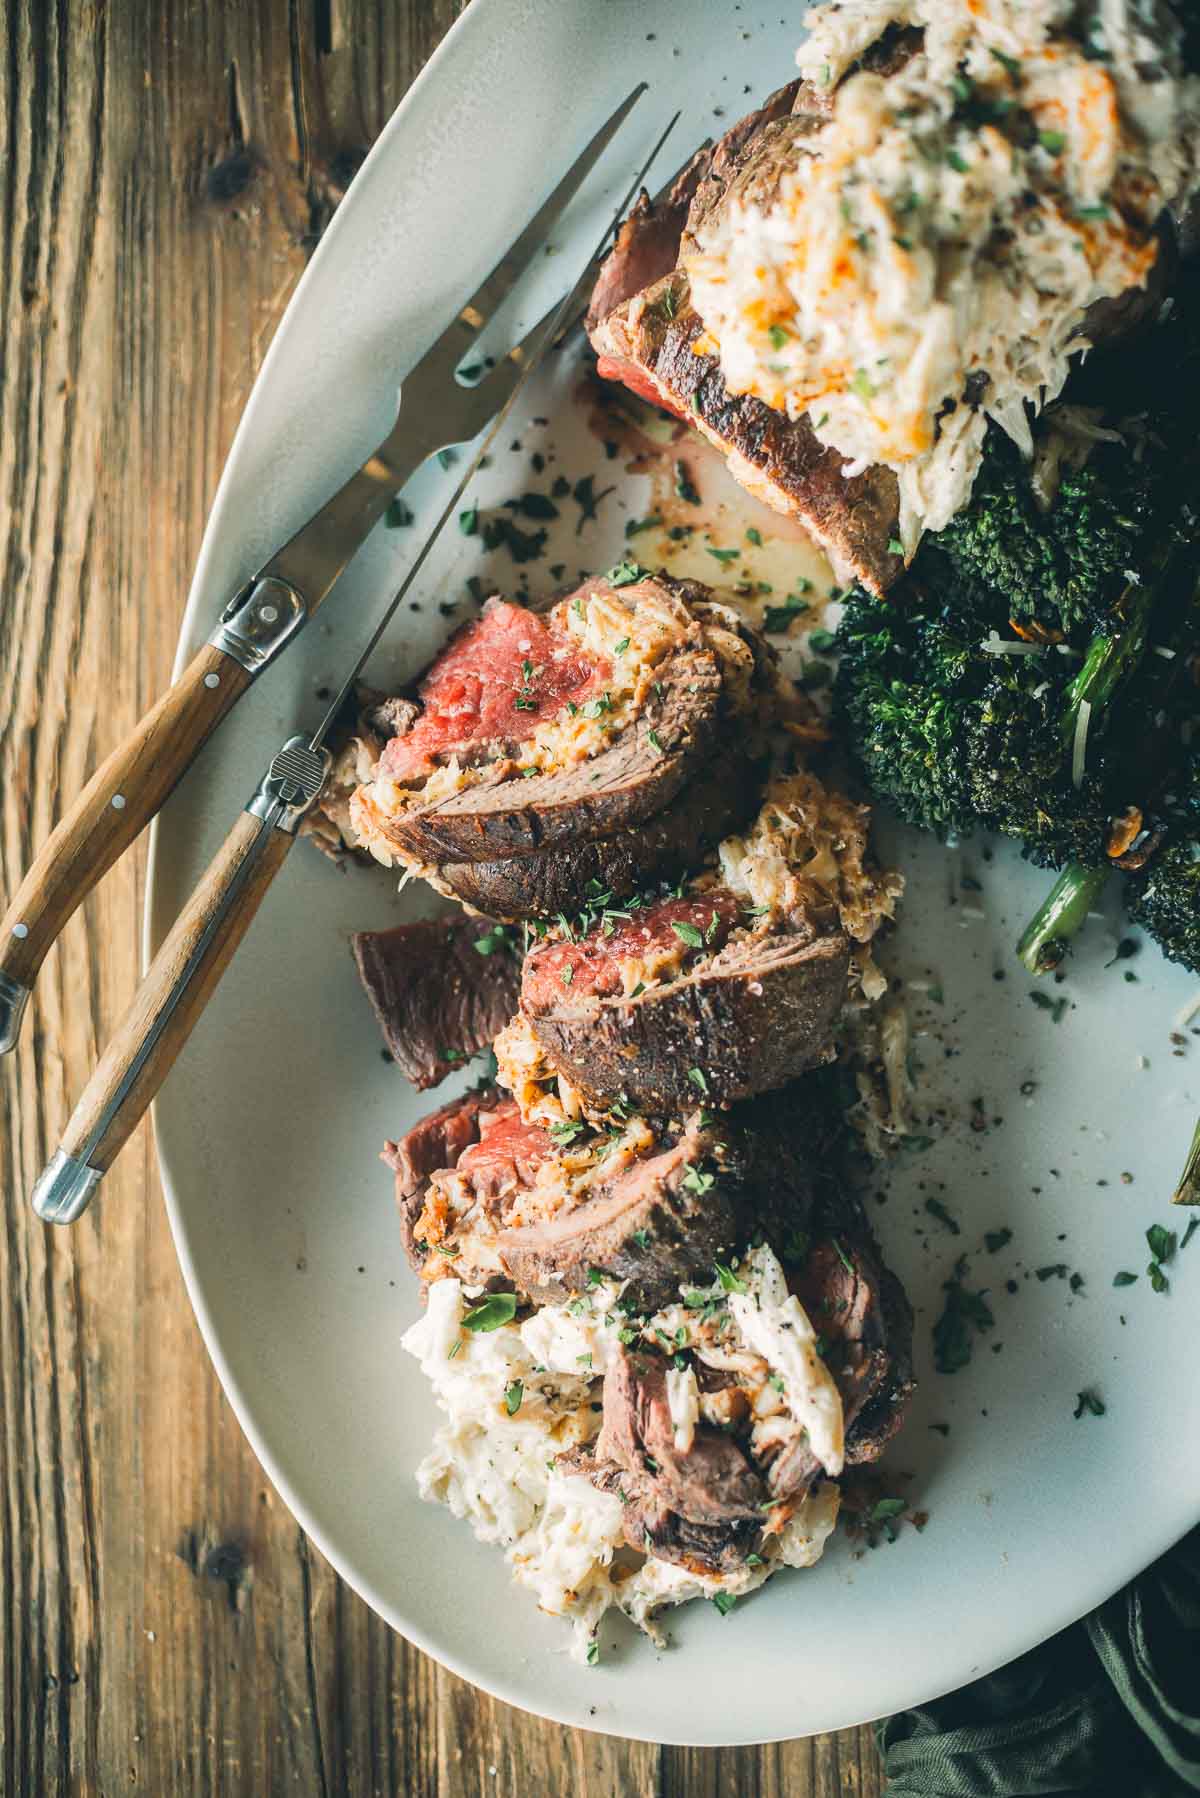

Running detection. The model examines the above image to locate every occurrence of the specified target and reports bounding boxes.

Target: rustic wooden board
[0,3,886,1791]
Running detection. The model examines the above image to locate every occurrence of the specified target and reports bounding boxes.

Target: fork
[0,81,650,1054]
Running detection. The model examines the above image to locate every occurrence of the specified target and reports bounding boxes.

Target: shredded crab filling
[401,1242,844,1659]
[348,582,759,872]
[682,0,1200,549]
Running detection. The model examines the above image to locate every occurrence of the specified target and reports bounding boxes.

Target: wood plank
[0,2,888,1791]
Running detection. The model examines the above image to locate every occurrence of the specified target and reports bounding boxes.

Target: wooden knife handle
[31,807,295,1223]
[0,642,252,1043]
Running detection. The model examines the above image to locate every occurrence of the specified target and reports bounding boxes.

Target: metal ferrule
[0,969,30,1055]
[245,735,331,835]
[32,1149,104,1225]
[208,575,309,677]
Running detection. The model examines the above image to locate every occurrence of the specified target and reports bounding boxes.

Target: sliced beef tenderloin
[385,645,723,867]
[520,889,850,1113]
[352,914,520,1089]
[568,1450,763,1575]
[495,1115,754,1309]
[385,1097,785,1311]
[351,572,777,918]
[435,742,761,919]
[590,276,903,596]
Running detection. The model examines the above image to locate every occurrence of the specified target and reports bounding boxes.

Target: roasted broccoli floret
[933,425,1160,636]
[834,553,1124,864]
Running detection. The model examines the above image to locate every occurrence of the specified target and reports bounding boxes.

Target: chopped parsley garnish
[887,537,905,556]
[439,1046,465,1064]
[436,448,456,471]
[832,1238,855,1275]
[386,497,414,528]
[671,921,705,949]
[550,1119,586,1144]
[586,1267,606,1288]
[674,460,701,505]
[1112,1270,1138,1287]
[473,923,515,957]
[607,559,643,588]
[647,730,664,755]
[850,367,876,400]
[945,148,969,174]
[612,636,631,656]
[984,1227,1012,1253]
[711,1591,737,1616]
[504,1380,523,1416]
[766,324,789,351]
[762,594,811,633]
[632,1229,651,1251]
[573,474,615,533]
[924,1198,960,1235]
[462,1293,518,1332]
[745,526,763,546]
[625,514,662,538]
[706,546,740,565]
[458,505,478,535]
[1073,1387,1106,1419]
[1038,129,1065,154]
[656,284,679,321]
[932,1256,994,1374]
[713,1262,746,1295]
[586,1638,600,1666]
[1029,991,1069,1023]
[682,1163,715,1196]
[1182,1218,1199,1252]
[1146,1224,1176,1264]
[560,965,574,987]
[687,1066,709,1094]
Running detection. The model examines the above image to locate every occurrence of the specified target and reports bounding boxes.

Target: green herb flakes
[1073,1387,1106,1419]
[1112,1270,1138,1287]
[462,1293,518,1333]
[714,1262,746,1295]
[984,1227,1012,1253]
[504,1380,523,1416]
[711,1591,737,1616]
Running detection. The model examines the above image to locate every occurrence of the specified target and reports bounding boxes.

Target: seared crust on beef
[383,647,723,866]
[433,744,761,920]
[523,925,850,1113]
[591,278,903,595]
[352,915,520,1091]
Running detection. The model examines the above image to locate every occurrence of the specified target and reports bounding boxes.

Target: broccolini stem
[1016,862,1111,975]
[1172,1116,1200,1207]
[1060,576,1156,755]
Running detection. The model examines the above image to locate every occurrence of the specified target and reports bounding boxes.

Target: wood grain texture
[0,3,887,1793]
[0,642,252,994]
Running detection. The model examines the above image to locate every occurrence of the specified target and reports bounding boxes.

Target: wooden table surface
[0,5,887,1792]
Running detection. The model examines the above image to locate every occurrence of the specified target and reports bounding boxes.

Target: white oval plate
[149,0,1200,1746]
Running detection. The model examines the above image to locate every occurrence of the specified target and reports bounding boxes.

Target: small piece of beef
[522,896,850,1113]
[596,1346,765,1524]
[571,1451,763,1575]
[352,915,520,1089]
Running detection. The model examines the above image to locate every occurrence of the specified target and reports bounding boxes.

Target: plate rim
[143,0,1200,1745]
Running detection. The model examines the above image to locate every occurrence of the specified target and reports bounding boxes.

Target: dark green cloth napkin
[877,1526,1200,1796]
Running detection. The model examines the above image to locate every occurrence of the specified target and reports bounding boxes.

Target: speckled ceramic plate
[148,0,1200,1746]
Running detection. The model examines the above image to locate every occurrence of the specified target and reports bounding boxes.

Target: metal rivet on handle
[258,604,279,624]
[111,794,126,810]
[11,923,28,939]
[203,672,220,689]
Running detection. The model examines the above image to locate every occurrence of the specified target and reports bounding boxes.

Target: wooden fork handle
[0,642,252,1049]
[29,733,329,1223]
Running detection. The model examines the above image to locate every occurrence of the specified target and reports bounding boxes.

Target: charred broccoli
[933,424,1162,636]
